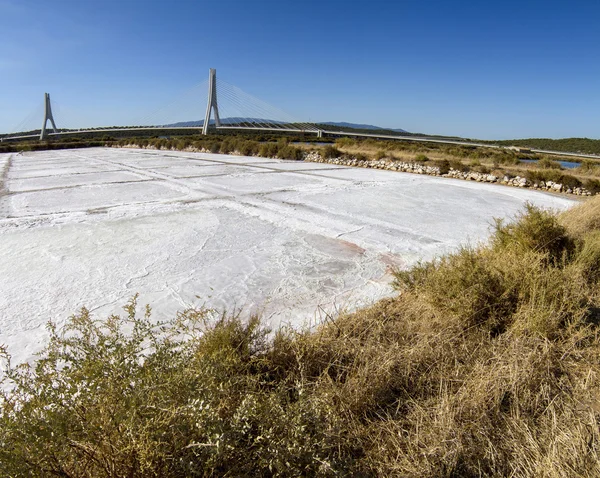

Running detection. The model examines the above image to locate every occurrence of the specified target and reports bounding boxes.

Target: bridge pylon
[202,68,221,135]
[40,93,58,140]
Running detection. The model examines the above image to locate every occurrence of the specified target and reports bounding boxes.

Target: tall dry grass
[2,198,600,476]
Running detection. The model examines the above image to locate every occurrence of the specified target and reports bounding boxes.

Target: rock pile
[304,152,594,196]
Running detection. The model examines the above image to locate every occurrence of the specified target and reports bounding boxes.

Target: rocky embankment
[304,152,594,196]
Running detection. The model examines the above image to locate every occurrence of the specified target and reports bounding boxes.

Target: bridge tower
[40,93,58,140]
[202,68,221,135]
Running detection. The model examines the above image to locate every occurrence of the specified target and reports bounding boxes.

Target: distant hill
[163,118,287,128]
[320,122,408,133]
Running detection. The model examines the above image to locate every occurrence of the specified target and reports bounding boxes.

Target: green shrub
[434,159,450,174]
[560,174,582,189]
[219,138,235,154]
[415,153,429,162]
[321,145,342,159]
[584,179,600,194]
[449,160,469,172]
[335,137,356,148]
[258,142,278,158]
[492,203,574,264]
[238,140,259,156]
[277,145,303,160]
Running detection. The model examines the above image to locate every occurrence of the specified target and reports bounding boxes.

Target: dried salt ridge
[305,151,595,196]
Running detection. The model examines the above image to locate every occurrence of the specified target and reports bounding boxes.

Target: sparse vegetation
[4,198,600,476]
[536,158,562,169]
[492,137,600,156]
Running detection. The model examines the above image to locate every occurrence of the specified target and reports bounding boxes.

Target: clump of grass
[415,153,429,162]
[536,157,563,169]
[578,160,600,175]
[335,137,356,148]
[3,198,600,476]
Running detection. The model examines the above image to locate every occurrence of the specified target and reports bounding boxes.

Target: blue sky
[1,0,599,139]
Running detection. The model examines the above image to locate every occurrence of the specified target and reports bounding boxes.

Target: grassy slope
[2,195,600,476]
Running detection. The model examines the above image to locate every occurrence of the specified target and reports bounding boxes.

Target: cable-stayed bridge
[2,69,599,160]
[0,68,486,148]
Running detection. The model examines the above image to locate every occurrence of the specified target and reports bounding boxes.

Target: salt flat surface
[0,148,576,365]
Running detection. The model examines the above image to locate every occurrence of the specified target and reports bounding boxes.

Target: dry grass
[326,139,600,188]
[3,198,600,476]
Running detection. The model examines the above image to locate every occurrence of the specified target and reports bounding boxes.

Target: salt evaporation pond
[0,148,576,365]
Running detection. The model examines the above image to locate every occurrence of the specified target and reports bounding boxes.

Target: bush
[219,138,235,154]
[584,179,600,194]
[258,142,278,158]
[277,145,303,160]
[415,153,429,162]
[449,159,469,172]
[321,145,342,159]
[208,141,221,154]
[560,173,582,189]
[335,137,356,148]
[238,140,259,156]
[433,159,450,174]
[492,203,574,264]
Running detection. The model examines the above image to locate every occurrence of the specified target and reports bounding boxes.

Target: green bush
[258,142,278,158]
[335,137,356,148]
[238,140,259,156]
[433,159,450,174]
[492,203,574,264]
[415,153,429,162]
[321,145,342,159]
[208,141,221,154]
[219,138,235,154]
[277,145,303,160]
[449,159,469,172]
[584,179,600,194]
